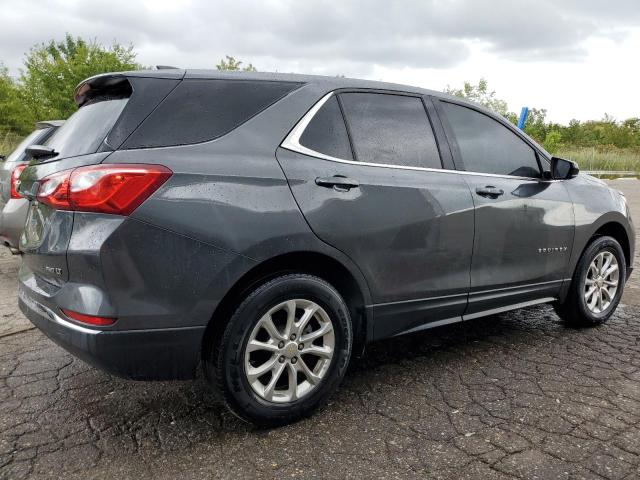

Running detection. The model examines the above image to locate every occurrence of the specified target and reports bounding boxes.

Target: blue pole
[517,107,529,130]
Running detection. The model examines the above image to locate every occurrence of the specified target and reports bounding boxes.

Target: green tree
[0,64,31,134]
[444,78,640,159]
[216,55,257,72]
[560,119,586,146]
[522,108,549,144]
[542,129,562,153]
[444,78,509,116]
[19,34,139,123]
[444,79,553,145]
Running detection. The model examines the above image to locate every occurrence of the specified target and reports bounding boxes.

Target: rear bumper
[0,197,28,249]
[18,282,205,381]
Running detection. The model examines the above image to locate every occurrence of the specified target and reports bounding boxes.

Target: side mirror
[550,156,579,180]
[25,144,57,159]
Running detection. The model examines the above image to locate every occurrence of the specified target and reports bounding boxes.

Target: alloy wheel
[244,299,335,403]
[584,251,619,314]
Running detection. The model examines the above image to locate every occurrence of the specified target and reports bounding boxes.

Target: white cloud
[1,0,638,122]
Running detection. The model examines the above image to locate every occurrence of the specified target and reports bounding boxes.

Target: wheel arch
[592,221,631,270]
[201,250,372,362]
[561,213,633,303]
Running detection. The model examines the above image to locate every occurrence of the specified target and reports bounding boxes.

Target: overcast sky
[1,0,638,123]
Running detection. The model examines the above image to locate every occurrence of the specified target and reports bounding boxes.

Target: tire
[204,274,353,427]
[555,236,626,327]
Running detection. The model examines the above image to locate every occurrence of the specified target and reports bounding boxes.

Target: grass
[556,146,640,175]
[0,132,24,158]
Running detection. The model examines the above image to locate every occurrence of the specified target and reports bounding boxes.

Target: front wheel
[205,274,352,427]
[555,236,626,327]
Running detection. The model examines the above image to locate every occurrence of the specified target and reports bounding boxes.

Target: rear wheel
[204,274,352,427]
[555,236,626,327]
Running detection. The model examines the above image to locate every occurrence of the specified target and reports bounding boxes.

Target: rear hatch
[18,72,180,286]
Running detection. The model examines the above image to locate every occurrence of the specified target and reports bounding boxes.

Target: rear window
[5,128,54,163]
[44,99,128,159]
[122,79,302,149]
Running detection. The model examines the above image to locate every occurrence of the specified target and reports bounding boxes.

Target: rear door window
[339,92,442,169]
[299,96,353,160]
[441,102,541,178]
[123,79,302,148]
[44,99,128,159]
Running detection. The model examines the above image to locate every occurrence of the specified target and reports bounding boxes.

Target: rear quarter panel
[106,83,337,258]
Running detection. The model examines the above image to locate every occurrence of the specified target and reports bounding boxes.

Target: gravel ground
[0,179,638,480]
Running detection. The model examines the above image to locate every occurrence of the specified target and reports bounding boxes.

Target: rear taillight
[36,169,71,209]
[61,309,116,326]
[36,164,172,215]
[10,165,27,199]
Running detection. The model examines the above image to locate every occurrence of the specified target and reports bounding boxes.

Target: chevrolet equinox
[17,70,635,427]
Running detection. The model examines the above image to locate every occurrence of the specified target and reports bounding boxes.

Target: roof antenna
[155,65,180,70]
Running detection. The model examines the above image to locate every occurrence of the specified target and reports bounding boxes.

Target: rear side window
[339,93,441,169]
[299,96,353,160]
[44,99,128,159]
[124,79,302,148]
[441,102,541,178]
[5,128,53,163]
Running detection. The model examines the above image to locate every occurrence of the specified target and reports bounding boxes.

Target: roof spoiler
[35,120,65,129]
[74,74,132,107]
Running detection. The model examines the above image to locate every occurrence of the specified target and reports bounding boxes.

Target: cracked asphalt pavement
[1,180,639,480]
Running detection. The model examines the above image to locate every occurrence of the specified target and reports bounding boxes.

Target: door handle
[315,176,360,191]
[475,185,504,198]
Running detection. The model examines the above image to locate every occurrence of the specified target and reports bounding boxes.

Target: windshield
[5,129,49,163]
[44,99,128,160]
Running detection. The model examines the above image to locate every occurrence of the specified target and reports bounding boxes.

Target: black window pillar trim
[431,97,466,172]
[423,95,455,171]
[335,93,359,162]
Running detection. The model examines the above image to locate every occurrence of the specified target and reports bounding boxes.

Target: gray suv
[17,70,635,427]
[0,121,63,252]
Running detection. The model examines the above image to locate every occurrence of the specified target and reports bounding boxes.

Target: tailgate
[17,75,137,286]
[19,152,113,285]
[17,73,180,286]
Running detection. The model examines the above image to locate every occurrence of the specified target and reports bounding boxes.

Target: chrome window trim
[281,92,347,163]
[281,92,555,183]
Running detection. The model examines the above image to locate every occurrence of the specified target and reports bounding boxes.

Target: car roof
[76,69,551,158]
[78,69,464,103]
